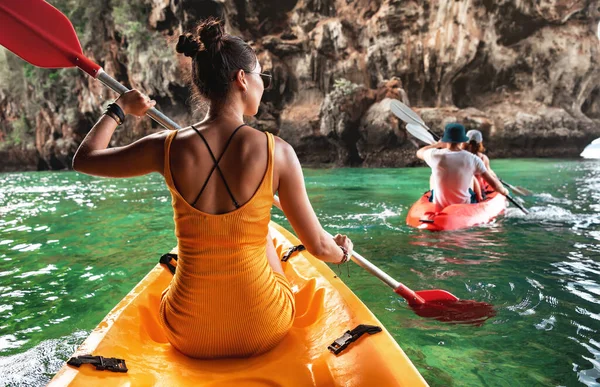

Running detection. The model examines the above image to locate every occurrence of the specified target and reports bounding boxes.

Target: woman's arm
[72,90,166,178]
[275,140,352,263]
[482,154,497,179]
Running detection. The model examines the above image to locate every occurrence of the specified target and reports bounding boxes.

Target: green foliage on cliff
[7,115,33,147]
[333,78,359,96]
[112,1,151,53]
[0,0,172,150]
[111,0,172,60]
[0,51,41,149]
[0,50,26,101]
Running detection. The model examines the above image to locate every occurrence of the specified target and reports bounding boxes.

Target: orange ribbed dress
[159,129,295,358]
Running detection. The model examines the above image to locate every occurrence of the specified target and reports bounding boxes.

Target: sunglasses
[231,71,272,90]
[249,71,272,90]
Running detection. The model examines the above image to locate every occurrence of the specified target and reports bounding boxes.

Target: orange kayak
[50,222,428,386]
[406,190,507,231]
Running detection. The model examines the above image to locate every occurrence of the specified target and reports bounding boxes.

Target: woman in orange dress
[72,18,353,358]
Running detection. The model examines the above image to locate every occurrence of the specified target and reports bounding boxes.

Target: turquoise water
[1,159,599,386]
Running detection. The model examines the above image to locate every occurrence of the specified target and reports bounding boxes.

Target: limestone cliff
[0,0,598,171]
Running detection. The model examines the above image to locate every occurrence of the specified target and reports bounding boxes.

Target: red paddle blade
[414,289,459,303]
[0,0,100,76]
[394,283,494,324]
[411,298,496,325]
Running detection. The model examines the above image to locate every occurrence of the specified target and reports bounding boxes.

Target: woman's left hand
[115,90,156,117]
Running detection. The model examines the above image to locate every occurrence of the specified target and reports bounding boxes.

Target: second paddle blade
[513,186,533,196]
[390,99,426,126]
[406,123,436,145]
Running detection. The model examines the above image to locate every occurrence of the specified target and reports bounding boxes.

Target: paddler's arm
[274,137,353,264]
[482,154,498,179]
[72,90,165,178]
[480,171,509,196]
[416,142,444,160]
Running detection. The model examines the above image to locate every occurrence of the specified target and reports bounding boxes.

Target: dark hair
[464,140,485,154]
[175,18,257,102]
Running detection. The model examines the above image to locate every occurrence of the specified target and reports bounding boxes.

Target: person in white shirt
[416,123,508,211]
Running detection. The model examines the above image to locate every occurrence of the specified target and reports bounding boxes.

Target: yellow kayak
[50,222,427,386]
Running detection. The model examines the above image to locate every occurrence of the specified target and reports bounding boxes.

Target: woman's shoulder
[271,134,296,161]
[169,126,211,148]
[170,126,198,140]
[271,133,291,148]
[132,129,172,152]
[240,127,295,155]
[141,129,172,140]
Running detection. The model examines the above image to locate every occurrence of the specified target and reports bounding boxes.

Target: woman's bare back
[169,122,272,215]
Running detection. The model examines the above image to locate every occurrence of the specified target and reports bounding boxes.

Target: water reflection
[408,227,509,265]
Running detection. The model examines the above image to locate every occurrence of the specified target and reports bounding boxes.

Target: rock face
[0,0,598,171]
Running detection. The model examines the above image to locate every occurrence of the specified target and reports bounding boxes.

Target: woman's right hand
[115,90,156,117]
[333,234,353,263]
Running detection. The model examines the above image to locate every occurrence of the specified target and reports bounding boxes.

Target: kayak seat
[310,354,337,386]
[138,267,176,344]
[427,189,478,204]
[292,278,326,328]
[274,239,285,258]
[272,239,327,328]
[293,287,325,328]
[293,278,317,313]
[139,289,168,344]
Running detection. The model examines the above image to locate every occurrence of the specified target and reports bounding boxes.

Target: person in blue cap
[416,123,508,210]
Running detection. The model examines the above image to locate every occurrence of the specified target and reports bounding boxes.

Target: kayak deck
[406,190,506,231]
[50,222,427,386]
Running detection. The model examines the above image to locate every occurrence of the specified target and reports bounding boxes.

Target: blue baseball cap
[441,123,469,143]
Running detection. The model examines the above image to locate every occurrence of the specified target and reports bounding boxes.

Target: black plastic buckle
[281,244,305,262]
[327,324,382,355]
[159,253,178,275]
[67,355,128,373]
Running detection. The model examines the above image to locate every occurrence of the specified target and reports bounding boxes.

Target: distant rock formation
[0,0,598,171]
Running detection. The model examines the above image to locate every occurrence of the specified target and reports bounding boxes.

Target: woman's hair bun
[176,33,200,57]
[198,18,225,49]
[178,16,256,102]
